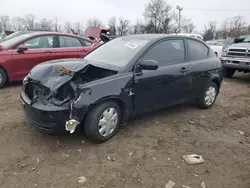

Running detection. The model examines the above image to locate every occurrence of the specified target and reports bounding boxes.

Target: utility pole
[176,5,183,33]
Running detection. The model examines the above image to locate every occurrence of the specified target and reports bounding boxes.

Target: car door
[185,39,211,97]
[11,35,57,80]
[55,35,95,59]
[133,39,193,114]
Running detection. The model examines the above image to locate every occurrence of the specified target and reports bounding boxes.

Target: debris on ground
[56,140,61,145]
[189,120,195,124]
[77,149,82,152]
[129,152,133,156]
[18,163,26,168]
[182,185,191,188]
[37,158,40,163]
[201,181,206,188]
[62,153,70,158]
[32,167,36,171]
[183,154,205,165]
[165,180,175,188]
[174,129,183,134]
[81,140,85,144]
[238,130,245,136]
[78,176,86,185]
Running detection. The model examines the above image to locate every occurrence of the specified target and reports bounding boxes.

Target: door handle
[180,67,188,73]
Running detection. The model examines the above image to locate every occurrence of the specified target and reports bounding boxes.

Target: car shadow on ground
[31,102,197,148]
[229,73,250,84]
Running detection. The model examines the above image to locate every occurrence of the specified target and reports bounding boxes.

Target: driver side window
[15,36,55,49]
[142,39,185,66]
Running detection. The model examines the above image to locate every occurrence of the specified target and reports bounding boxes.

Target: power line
[184,8,250,12]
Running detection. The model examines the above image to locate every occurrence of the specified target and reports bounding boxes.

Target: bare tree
[117,17,130,36]
[108,16,117,35]
[73,22,82,35]
[52,17,61,32]
[0,16,10,32]
[64,22,72,33]
[143,0,172,33]
[203,21,217,41]
[86,18,103,27]
[11,17,25,31]
[38,18,53,31]
[23,14,35,30]
[172,12,195,33]
[131,20,145,34]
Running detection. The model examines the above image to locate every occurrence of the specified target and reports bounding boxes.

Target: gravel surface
[0,73,250,188]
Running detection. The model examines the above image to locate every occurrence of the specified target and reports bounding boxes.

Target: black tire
[0,68,7,88]
[223,67,235,78]
[84,101,121,144]
[197,82,218,109]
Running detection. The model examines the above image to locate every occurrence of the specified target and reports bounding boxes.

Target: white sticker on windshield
[124,42,139,49]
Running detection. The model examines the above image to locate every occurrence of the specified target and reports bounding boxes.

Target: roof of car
[119,34,203,41]
[21,31,93,41]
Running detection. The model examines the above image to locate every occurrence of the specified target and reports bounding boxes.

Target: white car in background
[206,40,224,58]
[177,33,204,40]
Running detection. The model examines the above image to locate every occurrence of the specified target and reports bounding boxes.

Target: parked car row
[0,31,100,88]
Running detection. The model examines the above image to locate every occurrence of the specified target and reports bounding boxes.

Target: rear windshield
[0,34,31,48]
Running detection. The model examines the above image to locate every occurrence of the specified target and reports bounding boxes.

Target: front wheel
[0,68,7,88]
[197,82,218,109]
[223,67,235,78]
[84,101,121,143]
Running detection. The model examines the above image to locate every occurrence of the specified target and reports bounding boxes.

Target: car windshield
[243,35,250,42]
[84,37,149,67]
[0,34,31,48]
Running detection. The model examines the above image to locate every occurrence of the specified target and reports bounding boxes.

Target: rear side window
[187,39,208,61]
[59,36,83,48]
[79,38,93,46]
[142,39,185,66]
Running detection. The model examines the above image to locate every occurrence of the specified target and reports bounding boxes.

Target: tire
[197,82,218,109]
[84,101,121,144]
[223,67,235,78]
[0,68,7,88]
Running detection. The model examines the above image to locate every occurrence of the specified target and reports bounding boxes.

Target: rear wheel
[84,101,121,144]
[223,67,235,78]
[0,68,7,88]
[197,82,218,109]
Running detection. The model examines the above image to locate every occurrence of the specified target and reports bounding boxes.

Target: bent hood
[28,58,89,92]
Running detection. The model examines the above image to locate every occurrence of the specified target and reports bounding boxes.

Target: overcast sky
[1,0,250,32]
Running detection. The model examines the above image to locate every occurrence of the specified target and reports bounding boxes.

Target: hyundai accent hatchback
[20,34,223,143]
[0,32,99,88]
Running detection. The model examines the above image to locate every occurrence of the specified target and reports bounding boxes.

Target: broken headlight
[22,75,28,84]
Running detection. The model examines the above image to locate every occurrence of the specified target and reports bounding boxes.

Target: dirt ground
[0,73,250,188]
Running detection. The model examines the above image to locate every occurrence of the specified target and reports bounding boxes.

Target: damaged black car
[20,34,223,143]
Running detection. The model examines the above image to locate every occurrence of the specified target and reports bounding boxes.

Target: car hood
[28,58,118,92]
[28,58,89,91]
[228,42,250,48]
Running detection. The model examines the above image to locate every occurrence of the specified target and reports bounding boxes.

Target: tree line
[0,0,250,40]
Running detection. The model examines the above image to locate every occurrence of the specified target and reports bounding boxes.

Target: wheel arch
[0,64,9,83]
[81,96,128,125]
[210,77,221,92]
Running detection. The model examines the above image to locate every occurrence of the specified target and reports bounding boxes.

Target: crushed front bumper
[221,56,250,71]
[20,88,70,134]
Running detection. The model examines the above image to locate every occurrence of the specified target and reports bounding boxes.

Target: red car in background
[0,31,99,88]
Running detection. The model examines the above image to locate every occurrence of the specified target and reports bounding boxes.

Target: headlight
[22,75,28,84]
[222,48,228,57]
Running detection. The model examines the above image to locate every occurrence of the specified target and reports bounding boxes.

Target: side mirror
[17,45,28,53]
[138,60,158,71]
